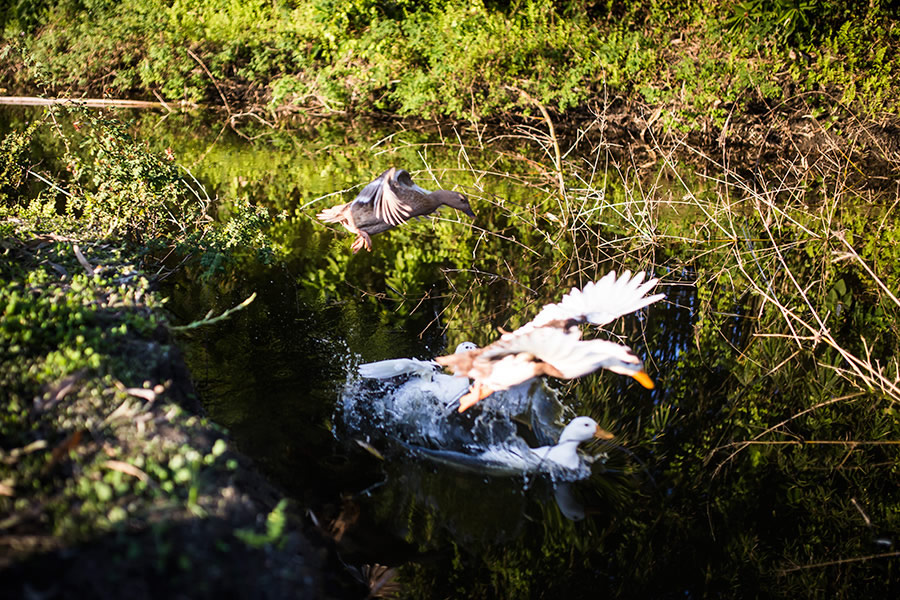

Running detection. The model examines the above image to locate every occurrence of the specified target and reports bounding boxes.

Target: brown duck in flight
[316,168,475,253]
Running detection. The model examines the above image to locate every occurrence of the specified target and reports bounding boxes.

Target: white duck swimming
[405,416,612,480]
[436,270,664,411]
[529,416,612,470]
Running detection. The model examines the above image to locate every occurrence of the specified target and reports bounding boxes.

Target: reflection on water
[6,106,900,597]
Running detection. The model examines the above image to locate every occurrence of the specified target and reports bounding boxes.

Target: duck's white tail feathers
[316,204,346,223]
[358,358,438,379]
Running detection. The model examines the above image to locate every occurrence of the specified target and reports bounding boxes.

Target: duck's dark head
[434,190,475,218]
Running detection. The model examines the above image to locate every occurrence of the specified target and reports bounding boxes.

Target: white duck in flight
[436,270,665,412]
[317,168,475,253]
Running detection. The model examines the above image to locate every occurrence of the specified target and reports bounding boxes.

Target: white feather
[358,358,438,379]
[526,270,665,329]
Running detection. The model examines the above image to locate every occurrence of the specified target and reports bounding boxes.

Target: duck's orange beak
[631,370,655,390]
[594,426,614,440]
[457,382,496,412]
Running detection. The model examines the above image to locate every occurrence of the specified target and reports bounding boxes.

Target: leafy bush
[726,0,884,46]
[0,122,39,203]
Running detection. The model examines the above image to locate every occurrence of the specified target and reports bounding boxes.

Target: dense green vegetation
[2,1,899,126]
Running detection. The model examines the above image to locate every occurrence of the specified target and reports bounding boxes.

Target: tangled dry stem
[417,101,900,451]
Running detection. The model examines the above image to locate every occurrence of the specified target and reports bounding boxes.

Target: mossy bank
[0,114,348,597]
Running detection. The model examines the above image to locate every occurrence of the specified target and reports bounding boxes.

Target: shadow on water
[6,106,900,597]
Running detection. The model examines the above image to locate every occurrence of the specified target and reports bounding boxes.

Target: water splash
[335,367,596,483]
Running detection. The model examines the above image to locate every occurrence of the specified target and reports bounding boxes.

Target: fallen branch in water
[0,96,174,109]
[170,293,257,332]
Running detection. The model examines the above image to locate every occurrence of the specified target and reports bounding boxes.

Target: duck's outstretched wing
[402,442,537,476]
[525,270,665,330]
[438,328,635,378]
[376,167,431,227]
[358,357,438,379]
[351,168,391,206]
[350,168,415,226]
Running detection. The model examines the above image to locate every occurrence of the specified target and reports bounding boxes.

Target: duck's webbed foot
[351,231,372,253]
[457,382,495,412]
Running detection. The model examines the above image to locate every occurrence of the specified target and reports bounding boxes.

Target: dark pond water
[5,106,900,598]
